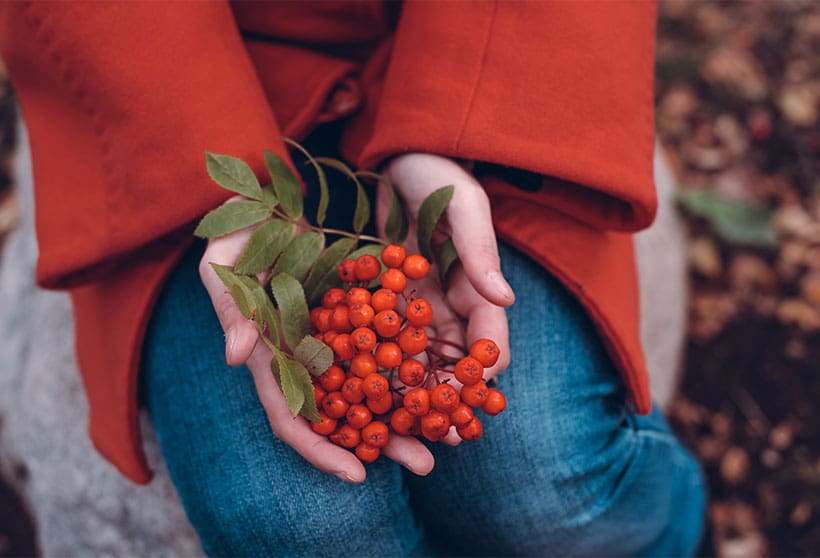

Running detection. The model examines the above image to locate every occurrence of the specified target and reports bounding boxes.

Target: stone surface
[636,145,689,412]
[0,120,686,555]
[0,119,201,557]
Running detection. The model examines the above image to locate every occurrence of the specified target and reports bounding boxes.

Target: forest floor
[1,1,819,556]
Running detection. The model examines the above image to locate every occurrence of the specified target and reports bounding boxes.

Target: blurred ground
[657,1,820,556]
[0,2,819,556]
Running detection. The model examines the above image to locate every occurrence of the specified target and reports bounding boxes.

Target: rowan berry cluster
[309,244,507,463]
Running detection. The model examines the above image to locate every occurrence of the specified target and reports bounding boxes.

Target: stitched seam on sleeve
[453,0,498,153]
[22,1,116,266]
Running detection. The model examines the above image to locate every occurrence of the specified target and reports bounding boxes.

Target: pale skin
[198,153,514,483]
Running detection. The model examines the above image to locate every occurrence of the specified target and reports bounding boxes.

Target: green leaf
[275,350,305,417]
[303,237,356,306]
[315,157,370,234]
[210,263,256,319]
[436,237,459,285]
[194,200,271,239]
[235,220,296,275]
[283,138,330,227]
[264,149,304,219]
[269,272,311,350]
[260,185,278,208]
[358,170,408,244]
[209,263,279,339]
[417,185,454,260]
[249,285,280,343]
[677,190,776,247]
[348,243,387,288]
[270,357,281,385]
[293,335,333,377]
[276,350,321,421]
[271,231,324,283]
[205,152,264,201]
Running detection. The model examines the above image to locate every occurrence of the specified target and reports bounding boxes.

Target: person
[0,1,705,555]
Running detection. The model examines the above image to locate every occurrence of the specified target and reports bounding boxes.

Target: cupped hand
[379,154,515,442]
[197,198,435,483]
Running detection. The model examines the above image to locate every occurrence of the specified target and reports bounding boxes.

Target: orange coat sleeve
[0,1,289,290]
[348,0,658,232]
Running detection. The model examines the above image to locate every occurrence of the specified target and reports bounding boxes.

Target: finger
[447,183,515,307]
[440,426,462,446]
[248,349,367,483]
[199,232,260,366]
[381,433,435,476]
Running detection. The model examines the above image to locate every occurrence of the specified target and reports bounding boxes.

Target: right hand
[197,200,435,483]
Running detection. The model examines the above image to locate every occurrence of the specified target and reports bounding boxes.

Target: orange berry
[318,364,345,392]
[397,326,428,356]
[390,407,417,435]
[346,287,371,307]
[403,387,430,416]
[402,254,430,280]
[460,381,489,408]
[330,305,352,333]
[311,412,338,436]
[355,255,381,281]
[346,404,373,429]
[380,268,407,293]
[398,358,426,387]
[456,417,483,441]
[482,388,507,416]
[371,288,398,312]
[406,298,433,327]
[349,303,375,328]
[420,410,451,442]
[309,307,323,328]
[355,442,380,463]
[449,403,475,429]
[322,330,338,346]
[331,424,361,448]
[321,391,349,419]
[322,288,346,309]
[431,383,460,414]
[454,356,484,386]
[313,384,327,408]
[351,327,377,352]
[341,377,365,404]
[350,353,378,378]
[373,310,401,338]
[314,308,332,333]
[361,421,389,448]
[331,333,355,361]
[338,259,356,282]
[470,338,500,367]
[381,244,406,268]
[375,342,402,369]
[362,373,389,400]
[366,393,394,415]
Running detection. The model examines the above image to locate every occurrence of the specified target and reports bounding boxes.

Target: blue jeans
[141,240,705,557]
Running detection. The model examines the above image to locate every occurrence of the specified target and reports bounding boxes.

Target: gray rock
[0,117,687,556]
[636,146,689,412]
[0,118,201,557]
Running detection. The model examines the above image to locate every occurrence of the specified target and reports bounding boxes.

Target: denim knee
[184,458,422,557]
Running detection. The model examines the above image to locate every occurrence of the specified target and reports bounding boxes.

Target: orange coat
[0,1,658,484]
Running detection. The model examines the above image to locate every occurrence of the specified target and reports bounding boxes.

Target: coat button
[317,75,362,122]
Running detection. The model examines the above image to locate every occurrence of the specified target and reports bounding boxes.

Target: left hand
[378,153,515,443]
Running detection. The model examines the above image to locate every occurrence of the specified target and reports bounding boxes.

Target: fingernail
[335,471,359,483]
[488,271,515,302]
[226,327,236,363]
